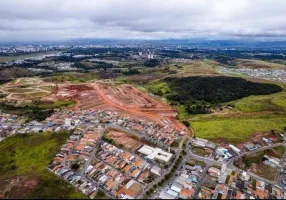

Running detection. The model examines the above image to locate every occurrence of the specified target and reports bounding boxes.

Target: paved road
[193,165,210,199]
[187,141,222,167]
[142,136,188,199]
[235,142,285,160]
[276,145,286,190]
[227,142,286,170]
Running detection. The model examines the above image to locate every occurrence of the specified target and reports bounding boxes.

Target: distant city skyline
[1,0,286,42]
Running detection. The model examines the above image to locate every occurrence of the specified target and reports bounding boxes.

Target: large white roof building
[138,145,173,163]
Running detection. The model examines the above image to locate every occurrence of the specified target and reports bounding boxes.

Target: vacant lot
[231,84,286,113]
[46,72,97,83]
[191,114,286,143]
[0,132,85,199]
[255,163,277,181]
[105,129,141,152]
[192,146,212,157]
[12,91,49,99]
[237,149,280,181]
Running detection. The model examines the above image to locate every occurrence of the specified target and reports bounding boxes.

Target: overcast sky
[1,0,286,42]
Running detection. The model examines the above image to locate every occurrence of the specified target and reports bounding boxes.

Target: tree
[182,120,190,127]
[71,163,80,170]
[144,59,160,67]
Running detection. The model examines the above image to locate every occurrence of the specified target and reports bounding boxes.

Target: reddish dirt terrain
[106,129,142,152]
[0,176,38,199]
[45,81,189,134]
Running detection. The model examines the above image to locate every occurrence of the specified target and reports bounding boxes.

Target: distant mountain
[3,38,286,49]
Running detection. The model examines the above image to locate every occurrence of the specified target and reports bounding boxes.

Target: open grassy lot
[5,88,35,93]
[30,99,75,109]
[236,149,280,181]
[46,72,97,83]
[192,146,212,157]
[13,92,49,99]
[230,84,286,112]
[0,132,86,199]
[191,114,286,143]
[190,79,286,143]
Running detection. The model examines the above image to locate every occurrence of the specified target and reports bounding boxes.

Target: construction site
[46,80,188,133]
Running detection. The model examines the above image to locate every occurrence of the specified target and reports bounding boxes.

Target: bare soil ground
[106,129,142,152]
[0,176,39,199]
[0,78,56,103]
[249,163,277,181]
[47,81,189,134]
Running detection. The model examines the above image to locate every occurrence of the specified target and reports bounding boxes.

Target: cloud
[0,0,286,42]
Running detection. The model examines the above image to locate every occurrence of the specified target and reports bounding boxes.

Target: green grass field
[191,114,286,143]
[0,132,86,199]
[191,80,286,143]
[47,72,97,83]
[14,92,48,99]
[230,84,286,112]
[30,99,75,109]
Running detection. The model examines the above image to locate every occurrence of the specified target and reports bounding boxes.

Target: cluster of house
[220,67,286,84]
[85,159,143,199]
[97,142,160,184]
[50,126,103,167]
[158,164,203,199]
[114,114,183,147]
[45,110,174,199]
[0,111,23,142]
[52,109,183,147]
[38,61,80,71]
[1,109,184,150]
[47,127,104,198]
[198,168,285,199]
[192,136,279,163]
[48,164,98,198]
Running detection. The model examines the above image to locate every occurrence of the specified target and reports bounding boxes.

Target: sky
[1,0,286,42]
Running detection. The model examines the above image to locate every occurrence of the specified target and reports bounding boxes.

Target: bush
[182,120,190,127]
[122,68,141,75]
[144,59,160,67]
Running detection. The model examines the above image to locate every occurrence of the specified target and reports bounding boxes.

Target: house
[151,165,162,176]
[171,182,183,193]
[229,144,241,154]
[158,191,176,199]
[179,188,194,199]
[208,167,221,178]
[166,189,178,198]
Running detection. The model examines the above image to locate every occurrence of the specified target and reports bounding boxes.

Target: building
[166,189,178,198]
[138,145,173,163]
[170,182,183,193]
[192,138,208,148]
[229,144,241,154]
[150,165,162,176]
[158,191,176,199]
[216,147,233,160]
